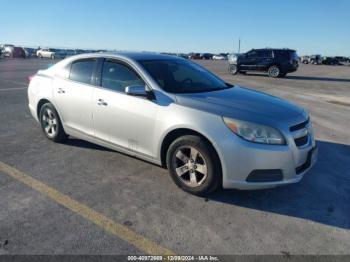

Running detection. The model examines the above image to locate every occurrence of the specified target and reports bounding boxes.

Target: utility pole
[238,38,241,54]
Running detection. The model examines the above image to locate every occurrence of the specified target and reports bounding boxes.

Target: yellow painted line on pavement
[0,161,175,256]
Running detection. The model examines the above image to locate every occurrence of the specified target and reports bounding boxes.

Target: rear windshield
[290,51,298,60]
[138,59,231,93]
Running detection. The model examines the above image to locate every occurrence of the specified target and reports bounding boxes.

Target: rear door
[53,58,97,136]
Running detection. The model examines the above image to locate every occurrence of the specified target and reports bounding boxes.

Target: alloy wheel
[42,108,57,138]
[269,66,280,77]
[173,146,208,187]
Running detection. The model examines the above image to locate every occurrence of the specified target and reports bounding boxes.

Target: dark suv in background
[228,48,299,77]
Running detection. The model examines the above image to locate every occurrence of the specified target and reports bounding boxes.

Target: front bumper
[216,115,317,190]
[223,146,317,190]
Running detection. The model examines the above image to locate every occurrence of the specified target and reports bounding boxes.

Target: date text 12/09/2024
[127,255,220,261]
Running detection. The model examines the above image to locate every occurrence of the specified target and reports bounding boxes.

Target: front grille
[290,118,309,132]
[290,118,310,147]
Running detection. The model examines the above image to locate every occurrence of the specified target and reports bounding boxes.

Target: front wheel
[39,103,67,142]
[228,64,238,75]
[166,135,221,195]
[268,65,280,78]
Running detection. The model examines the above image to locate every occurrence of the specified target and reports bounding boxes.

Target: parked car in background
[322,57,340,65]
[200,53,213,60]
[334,56,347,63]
[65,49,76,57]
[84,49,97,54]
[175,53,189,59]
[0,45,25,58]
[1,44,15,57]
[74,49,86,55]
[28,52,317,194]
[309,55,322,65]
[300,56,310,64]
[12,47,26,58]
[212,54,227,60]
[228,48,299,78]
[24,48,38,58]
[37,48,66,59]
[188,53,201,59]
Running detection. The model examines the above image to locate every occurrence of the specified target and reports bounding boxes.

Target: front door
[240,50,258,70]
[92,59,158,157]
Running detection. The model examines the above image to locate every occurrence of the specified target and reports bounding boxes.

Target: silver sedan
[28,52,317,194]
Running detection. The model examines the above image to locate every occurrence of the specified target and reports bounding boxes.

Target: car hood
[175,86,304,125]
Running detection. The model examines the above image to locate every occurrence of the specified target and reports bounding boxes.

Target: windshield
[138,59,231,93]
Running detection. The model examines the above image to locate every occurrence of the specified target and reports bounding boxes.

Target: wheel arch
[36,98,52,119]
[160,128,222,172]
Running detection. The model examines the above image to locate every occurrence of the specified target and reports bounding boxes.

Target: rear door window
[69,59,96,84]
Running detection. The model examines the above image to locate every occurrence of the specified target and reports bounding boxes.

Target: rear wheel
[228,64,238,75]
[39,103,67,142]
[268,65,280,78]
[166,135,221,195]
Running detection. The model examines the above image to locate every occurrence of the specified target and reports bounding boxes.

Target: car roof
[97,51,182,61]
[51,52,184,73]
[251,48,296,52]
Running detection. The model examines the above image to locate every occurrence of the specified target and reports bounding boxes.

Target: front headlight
[223,117,286,145]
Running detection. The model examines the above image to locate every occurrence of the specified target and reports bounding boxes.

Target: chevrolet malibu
[28,52,317,194]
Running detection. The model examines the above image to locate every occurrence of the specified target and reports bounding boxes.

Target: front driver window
[101,60,144,92]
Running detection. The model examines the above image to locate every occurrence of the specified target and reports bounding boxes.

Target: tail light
[28,75,34,83]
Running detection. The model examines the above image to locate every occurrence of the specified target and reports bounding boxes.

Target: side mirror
[125,85,155,100]
[125,85,148,97]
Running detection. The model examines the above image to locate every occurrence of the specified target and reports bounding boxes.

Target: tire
[166,135,221,195]
[268,65,280,78]
[39,103,67,142]
[38,54,42,59]
[228,64,238,75]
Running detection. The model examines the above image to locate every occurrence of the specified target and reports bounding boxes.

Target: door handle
[57,88,65,94]
[97,99,108,106]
